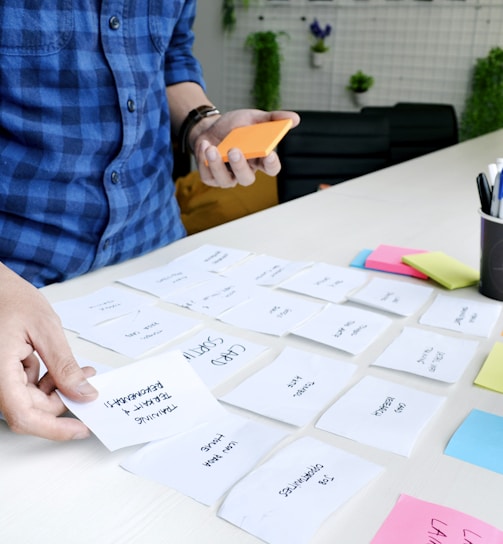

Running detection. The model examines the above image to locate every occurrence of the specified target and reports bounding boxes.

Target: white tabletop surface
[2,129,503,544]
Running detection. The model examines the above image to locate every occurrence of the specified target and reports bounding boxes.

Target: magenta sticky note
[365,245,428,279]
[371,494,503,544]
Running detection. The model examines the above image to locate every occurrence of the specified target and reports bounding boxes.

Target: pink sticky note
[371,494,503,543]
[365,244,428,279]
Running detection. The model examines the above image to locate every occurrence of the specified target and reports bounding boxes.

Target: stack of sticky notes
[401,251,479,289]
[351,244,479,290]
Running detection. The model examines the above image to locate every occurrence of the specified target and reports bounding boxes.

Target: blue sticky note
[350,248,373,269]
[445,409,503,474]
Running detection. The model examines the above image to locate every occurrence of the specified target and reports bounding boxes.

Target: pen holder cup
[479,209,503,301]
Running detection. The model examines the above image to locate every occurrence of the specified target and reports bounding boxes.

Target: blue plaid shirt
[0,0,204,287]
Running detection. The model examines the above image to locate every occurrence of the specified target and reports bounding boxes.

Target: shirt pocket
[149,0,183,54]
[0,0,73,56]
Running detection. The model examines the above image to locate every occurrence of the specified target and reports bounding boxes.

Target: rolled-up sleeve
[164,0,205,89]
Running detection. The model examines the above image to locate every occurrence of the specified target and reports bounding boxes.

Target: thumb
[38,353,99,401]
[35,319,98,401]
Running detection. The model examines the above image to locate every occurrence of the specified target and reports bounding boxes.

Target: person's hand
[192,109,300,188]
[0,264,98,440]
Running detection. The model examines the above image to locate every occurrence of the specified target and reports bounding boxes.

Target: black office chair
[276,110,390,203]
[361,102,459,165]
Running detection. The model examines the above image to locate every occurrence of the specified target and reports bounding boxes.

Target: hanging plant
[222,0,251,34]
[460,46,503,141]
[245,31,286,111]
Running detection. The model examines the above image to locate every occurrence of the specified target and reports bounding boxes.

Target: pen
[477,172,492,215]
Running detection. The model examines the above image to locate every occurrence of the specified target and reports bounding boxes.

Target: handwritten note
[78,306,200,358]
[52,286,153,332]
[278,262,368,303]
[163,276,252,317]
[292,303,392,355]
[474,342,503,393]
[371,494,503,543]
[419,294,501,338]
[445,409,503,475]
[121,412,289,506]
[220,347,357,426]
[348,277,433,316]
[218,436,383,544]
[373,326,479,383]
[117,262,215,298]
[316,375,445,456]
[223,254,311,286]
[172,244,252,272]
[218,287,324,336]
[171,327,269,389]
[59,350,225,451]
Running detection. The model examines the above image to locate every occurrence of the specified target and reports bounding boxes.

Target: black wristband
[178,105,220,154]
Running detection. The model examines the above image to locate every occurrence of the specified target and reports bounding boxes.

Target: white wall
[193,3,224,106]
[194,0,503,121]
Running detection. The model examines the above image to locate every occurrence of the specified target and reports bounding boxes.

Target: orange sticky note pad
[216,119,293,162]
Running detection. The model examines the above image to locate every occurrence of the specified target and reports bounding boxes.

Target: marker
[488,162,499,186]
[498,170,503,219]
[477,172,492,215]
[490,169,501,217]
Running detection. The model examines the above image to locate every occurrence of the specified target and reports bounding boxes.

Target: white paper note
[173,244,252,272]
[293,303,392,355]
[121,412,289,506]
[316,375,445,456]
[163,276,252,317]
[117,263,215,298]
[218,436,383,544]
[220,347,357,426]
[279,262,368,303]
[59,351,225,451]
[78,306,200,358]
[223,254,312,286]
[52,285,153,332]
[348,277,434,316]
[419,294,501,337]
[171,327,269,388]
[218,288,324,336]
[373,326,479,383]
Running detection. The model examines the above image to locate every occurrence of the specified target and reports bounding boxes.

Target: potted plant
[222,0,251,34]
[309,18,332,68]
[347,70,374,107]
[460,46,503,141]
[245,31,286,111]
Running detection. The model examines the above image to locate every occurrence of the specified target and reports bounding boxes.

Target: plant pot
[351,90,370,108]
[310,50,326,68]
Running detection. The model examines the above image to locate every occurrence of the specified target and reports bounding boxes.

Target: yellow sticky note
[474,342,503,393]
[401,251,479,290]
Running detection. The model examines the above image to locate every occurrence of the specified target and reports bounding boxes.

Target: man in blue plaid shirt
[0,1,298,441]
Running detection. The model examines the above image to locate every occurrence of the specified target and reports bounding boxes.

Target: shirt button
[109,16,120,30]
[127,99,136,113]
[111,171,119,184]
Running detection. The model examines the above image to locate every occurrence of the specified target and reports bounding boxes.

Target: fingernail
[264,153,276,164]
[228,149,241,163]
[206,147,218,162]
[77,381,98,398]
[72,429,90,440]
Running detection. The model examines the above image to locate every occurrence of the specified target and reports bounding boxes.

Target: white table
[2,130,503,543]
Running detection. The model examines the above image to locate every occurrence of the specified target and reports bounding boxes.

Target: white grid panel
[221,0,503,118]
